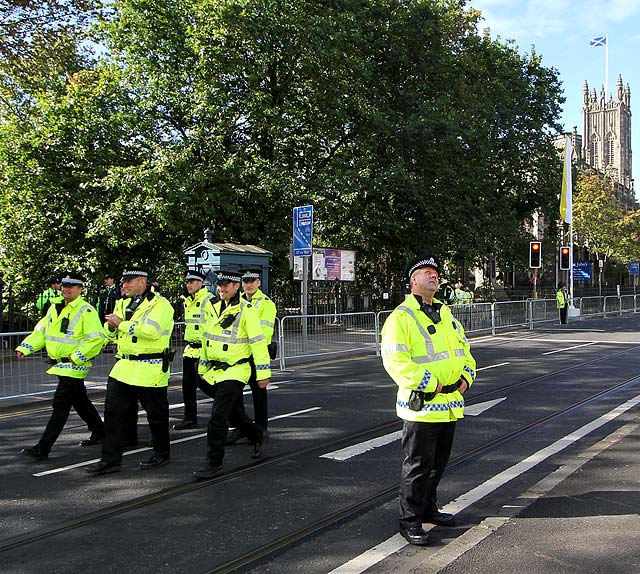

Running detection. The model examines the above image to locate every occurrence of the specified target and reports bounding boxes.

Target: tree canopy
[0,0,566,298]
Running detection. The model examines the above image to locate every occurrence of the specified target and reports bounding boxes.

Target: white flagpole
[605,34,609,97]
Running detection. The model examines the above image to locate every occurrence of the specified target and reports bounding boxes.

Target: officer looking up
[193,270,270,479]
[17,273,105,460]
[381,254,476,546]
[225,269,277,445]
[85,268,174,476]
[173,269,217,430]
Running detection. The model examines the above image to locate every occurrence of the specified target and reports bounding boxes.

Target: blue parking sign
[293,205,313,256]
[629,261,639,275]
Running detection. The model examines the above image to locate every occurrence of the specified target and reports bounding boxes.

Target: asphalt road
[1,315,639,574]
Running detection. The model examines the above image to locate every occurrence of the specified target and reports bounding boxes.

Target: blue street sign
[573,260,591,281]
[629,261,639,275]
[293,205,313,256]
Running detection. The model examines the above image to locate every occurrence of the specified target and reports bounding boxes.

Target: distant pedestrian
[382,254,476,546]
[557,282,569,324]
[17,273,105,460]
[35,277,62,317]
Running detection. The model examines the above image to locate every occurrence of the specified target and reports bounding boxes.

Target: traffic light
[559,246,571,270]
[529,241,542,268]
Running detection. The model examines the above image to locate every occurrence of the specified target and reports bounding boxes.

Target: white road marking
[166,385,280,412]
[321,399,505,461]
[320,432,402,461]
[32,407,322,477]
[477,362,509,371]
[326,391,640,574]
[465,398,506,416]
[542,342,598,355]
[491,336,640,345]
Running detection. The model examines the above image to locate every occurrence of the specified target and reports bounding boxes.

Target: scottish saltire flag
[560,137,572,224]
[590,36,607,47]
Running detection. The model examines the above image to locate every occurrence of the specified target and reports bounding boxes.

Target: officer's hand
[105,314,122,329]
[435,382,443,394]
[257,379,269,389]
[16,351,25,360]
[457,378,469,394]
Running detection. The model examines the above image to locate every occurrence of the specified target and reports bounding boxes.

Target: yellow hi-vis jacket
[556,289,568,309]
[106,290,174,387]
[381,294,476,423]
[16,296,104,379]
[241,288,276,344]
[183,287,216,359]
[199,296,271,385]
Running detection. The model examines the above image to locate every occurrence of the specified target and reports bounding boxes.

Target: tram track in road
[201,373,640,574]
[2,370,639,568]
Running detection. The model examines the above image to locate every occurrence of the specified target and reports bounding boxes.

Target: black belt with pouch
[408,383,460,411]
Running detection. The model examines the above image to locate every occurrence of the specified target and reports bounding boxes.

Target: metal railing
[3,295,640,401]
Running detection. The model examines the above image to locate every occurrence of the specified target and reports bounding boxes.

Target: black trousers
[37,376,104,454]
[559,305,568,324]
[399,420,456,529]
[181,356,217,422]
[206,380,263,466]
[235,361,269,431]
[101,377,170,464]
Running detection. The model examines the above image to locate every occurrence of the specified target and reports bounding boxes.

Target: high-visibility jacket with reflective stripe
[108,290,175,387]
[241,288,276,344]
[199,296,271,385]
[16,296,104,379]
[183,288,216,358]
[381,293,476,423]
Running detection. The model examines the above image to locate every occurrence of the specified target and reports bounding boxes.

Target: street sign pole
[293,205,313,351]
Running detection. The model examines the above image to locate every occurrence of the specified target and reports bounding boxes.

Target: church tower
[582,75,634,209]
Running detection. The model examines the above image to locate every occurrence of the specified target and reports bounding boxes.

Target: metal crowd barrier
[3,295,640,401]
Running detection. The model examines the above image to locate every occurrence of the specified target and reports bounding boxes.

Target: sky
[470,0,640,197]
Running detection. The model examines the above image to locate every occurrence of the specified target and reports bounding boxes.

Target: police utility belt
[408,383,461,411]
[118,349,175,372]
[203,357,251,371]
[49,357,71,365]
[186,341,202,348]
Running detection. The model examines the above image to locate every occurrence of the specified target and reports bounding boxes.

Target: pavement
[417,415,640,574]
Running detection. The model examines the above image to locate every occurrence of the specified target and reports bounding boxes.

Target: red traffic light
[559,246,571,270]
[529,241,542,268]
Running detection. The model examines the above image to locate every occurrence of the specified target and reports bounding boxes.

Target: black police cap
[405,254,441,281]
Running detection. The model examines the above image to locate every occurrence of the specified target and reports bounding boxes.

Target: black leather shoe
[21,446,48,460]
[79,435,103,447]
[84,461,123,476]
[225,429,243,445]
[424,511,456,527]
[139,454,170,470]
[251,430,270,460]
[173,419,198,430]
[399,524,430,546]
[193,464,224,480]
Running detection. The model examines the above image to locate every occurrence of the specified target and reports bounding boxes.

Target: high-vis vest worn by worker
[17,296,104,379]
[556,289,568,309]
[381,294,476,423]
[199,296,271,385]
[241,288,276,344]
[183,287,216,359]
[106,290,174,387]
